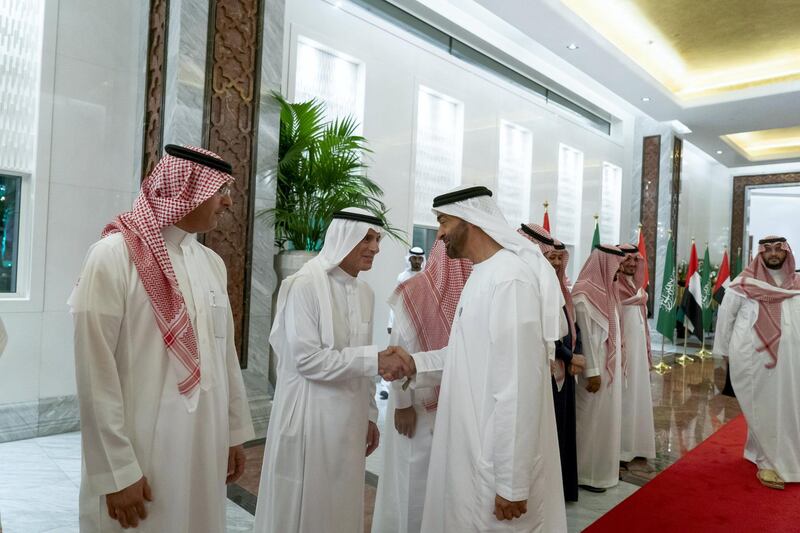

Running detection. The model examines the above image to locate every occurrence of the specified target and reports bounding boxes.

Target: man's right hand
[585,375,601,393]
[378,347,415,381]
[394,406,417,438]
[105,476,152,529]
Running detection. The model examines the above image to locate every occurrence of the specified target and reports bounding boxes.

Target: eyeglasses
[216,183,232,197]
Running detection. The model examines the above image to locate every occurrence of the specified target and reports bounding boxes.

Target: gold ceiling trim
[559,0,800,100]
[721,126,800,162]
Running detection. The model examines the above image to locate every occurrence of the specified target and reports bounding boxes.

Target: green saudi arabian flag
[700,245,714,331]
[591,218,600,249]
[656,235,677,341]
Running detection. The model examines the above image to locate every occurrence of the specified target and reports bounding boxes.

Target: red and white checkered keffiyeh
[394,239,472,411]
[102,146,233,397]
[519,224,576,347]
[617,246,652,366]
[572,245,626,382]
[730,237,800,366]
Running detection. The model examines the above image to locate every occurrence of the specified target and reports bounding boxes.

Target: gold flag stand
[654,334,671,374]
[676,331,694,365]
[695,335,712,359]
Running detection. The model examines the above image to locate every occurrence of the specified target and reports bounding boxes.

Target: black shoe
[379,391,388,400]
[579,485,606,493]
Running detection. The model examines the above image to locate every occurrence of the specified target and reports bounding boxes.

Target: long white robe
[715,287,800,481]
[255,267,378,533]
[619,297,656,461]
[70,227,254,533]
[574,298,622,488]
[387,269,419,330]
[372,313,436,533]
[412,249,566,533]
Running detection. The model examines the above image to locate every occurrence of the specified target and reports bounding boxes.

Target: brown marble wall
[669,136,683,240]
[203,0,264,366]
[141,0,169,180]
[730,172,800,257]
[640,135,661,314]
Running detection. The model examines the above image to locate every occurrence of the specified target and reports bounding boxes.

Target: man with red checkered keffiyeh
[571,244,627,493]
[69,145,254,532]
[372,239,472,533]
[715,236,800,490]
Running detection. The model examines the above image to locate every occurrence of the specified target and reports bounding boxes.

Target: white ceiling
[431,0,800,168]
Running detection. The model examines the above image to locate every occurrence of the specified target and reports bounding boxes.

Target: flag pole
[677,236,696,365]
[696,240,712,358]
[654,228,673,373]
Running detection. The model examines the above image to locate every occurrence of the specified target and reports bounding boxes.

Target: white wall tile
[0,313,42,404]
[55,0,145,73]
[49,55,141,193]
[43,184,134,312]
[38,312,77,398]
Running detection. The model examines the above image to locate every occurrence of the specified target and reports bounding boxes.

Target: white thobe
[574,299,622,488]
[70,228,254,533]
[715,283,800,481]
[412,250,566,533]
[619,295,656,461]
[372,316,436,533]
[255,267,378,533]
[387,269,419,330]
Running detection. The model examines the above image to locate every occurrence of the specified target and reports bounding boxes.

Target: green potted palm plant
[261,93,401,382]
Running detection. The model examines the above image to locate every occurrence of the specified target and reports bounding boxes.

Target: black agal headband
[595,244,625,257]
[164,144,233,174]
[332,210,384,226]
[759,237,786,245]
[432,186,493,208]
[520,224,554,245]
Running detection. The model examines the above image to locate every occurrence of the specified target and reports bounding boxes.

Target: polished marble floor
[0,349,740,532]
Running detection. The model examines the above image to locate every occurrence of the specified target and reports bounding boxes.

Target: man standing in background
[616,244,656,466]
[572,245,626,494]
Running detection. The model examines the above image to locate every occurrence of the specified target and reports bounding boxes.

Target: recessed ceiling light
[716,150,723,154]
[566,43,579,50]
[641,97,651,102]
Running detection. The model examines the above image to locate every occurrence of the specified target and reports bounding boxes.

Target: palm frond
[259,92,406,250]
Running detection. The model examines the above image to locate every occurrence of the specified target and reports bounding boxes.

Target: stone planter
[268,250,318,385]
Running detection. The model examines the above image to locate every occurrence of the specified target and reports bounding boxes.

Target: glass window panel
[0,174,21,293]
[294,37,365,128]
[412,225,438,254]
[555,143,584,245]
[0,0,44,174]
[413,86,463,226]
[600,162,622,244]
[496,121,533,224]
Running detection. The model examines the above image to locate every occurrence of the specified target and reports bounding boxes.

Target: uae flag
[680,241,704,340]
[713,248,731,303]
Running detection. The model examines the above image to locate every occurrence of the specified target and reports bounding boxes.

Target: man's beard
[765,258,786,270]
[445,223,468,259]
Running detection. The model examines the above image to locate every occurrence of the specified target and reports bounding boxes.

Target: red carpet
[585,415,800,532]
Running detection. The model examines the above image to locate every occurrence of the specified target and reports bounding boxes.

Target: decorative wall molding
[141,0,169,180]
[640,135,661,315]
[669,136,682,240]
[730,172,800,258]
[203,0,264,366]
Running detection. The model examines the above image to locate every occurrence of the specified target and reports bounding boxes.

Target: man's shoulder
[84,233,129,265]
[193,241,227,273]
[488,250,537,285]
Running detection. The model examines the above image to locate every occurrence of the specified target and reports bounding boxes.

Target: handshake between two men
[378,346,416,381]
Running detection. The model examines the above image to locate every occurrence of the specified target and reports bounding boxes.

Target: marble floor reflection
[0,355,740,532]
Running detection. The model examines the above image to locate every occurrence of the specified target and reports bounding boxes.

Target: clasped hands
[378,346,415,381]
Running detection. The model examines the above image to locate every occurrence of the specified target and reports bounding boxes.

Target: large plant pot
[268,250,319,386]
